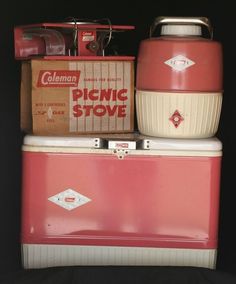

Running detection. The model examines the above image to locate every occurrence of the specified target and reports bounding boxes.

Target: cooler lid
[140,137,222,151]
[23,135,104,148]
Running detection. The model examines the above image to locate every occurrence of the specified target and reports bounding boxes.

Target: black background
[0,0,236,277]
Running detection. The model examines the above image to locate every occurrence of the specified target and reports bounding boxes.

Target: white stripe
[107,62,117,132]
[116,62,124,131]
[22,244,217,269]
[22,145,222,157]
[123,62,132,130]
[69,62,78,132]
[84,62,94,132]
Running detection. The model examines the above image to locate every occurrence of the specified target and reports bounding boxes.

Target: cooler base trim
[22,244,217,269]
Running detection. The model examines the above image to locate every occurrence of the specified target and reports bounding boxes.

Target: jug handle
[149,16,213,39]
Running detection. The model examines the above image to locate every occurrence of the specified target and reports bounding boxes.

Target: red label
[115,143,129,148]
[37,70,81,87]
[81,31,94,36]
[65,197,76,203]
[169,110,184,128]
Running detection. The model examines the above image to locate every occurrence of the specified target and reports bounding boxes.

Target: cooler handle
[149,16,213,39]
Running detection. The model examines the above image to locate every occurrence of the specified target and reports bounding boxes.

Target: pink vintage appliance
[21,135,222,268]
[14,19,134,59]
[136,17,223,138]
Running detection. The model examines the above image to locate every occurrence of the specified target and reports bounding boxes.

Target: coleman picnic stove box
[21,135,222,269]
[15,21,134,135]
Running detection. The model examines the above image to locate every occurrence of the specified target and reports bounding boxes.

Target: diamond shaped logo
[48,188,91,211]
[165,55,195,71]
[169,110,184,128]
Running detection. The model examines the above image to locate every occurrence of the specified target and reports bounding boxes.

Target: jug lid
[150,17,213,39]
[161,24,201,36]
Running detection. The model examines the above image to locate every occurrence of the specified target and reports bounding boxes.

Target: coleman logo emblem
[165,55,195,71]
[48,188,91,211]
[115,143,129,148]
[169,110,184,128]
[37,70,81,87]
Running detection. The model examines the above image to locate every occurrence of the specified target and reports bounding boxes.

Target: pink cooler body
[21,136,222,268]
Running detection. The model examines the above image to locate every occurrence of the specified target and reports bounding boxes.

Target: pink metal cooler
[21,135,222,269]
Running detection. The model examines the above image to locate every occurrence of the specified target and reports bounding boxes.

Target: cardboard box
[21,58,134,135]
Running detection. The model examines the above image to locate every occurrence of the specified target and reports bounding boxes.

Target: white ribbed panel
[136,91,223,138]
[22,244,217,269]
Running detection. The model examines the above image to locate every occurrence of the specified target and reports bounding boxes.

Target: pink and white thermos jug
[136,17,223,138]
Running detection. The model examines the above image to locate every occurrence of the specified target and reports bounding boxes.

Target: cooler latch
[108,140,136,159]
